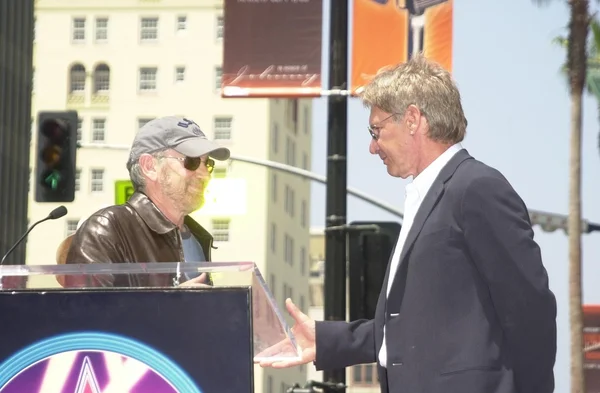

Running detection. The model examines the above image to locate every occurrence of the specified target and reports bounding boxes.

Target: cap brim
[174,138,231,161]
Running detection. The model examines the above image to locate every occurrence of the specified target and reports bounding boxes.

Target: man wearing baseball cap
[63,116,230,288]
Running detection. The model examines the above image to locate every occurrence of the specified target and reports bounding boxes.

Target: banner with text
[222,0,323,98]
[350,0,453,95]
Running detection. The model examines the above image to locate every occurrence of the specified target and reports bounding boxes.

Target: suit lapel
[397,149,473,271]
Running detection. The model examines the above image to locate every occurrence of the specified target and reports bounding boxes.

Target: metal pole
[324,0,348,387]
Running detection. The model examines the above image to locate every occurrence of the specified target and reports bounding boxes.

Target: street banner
[222,0,323,98]
[350,0,453,95]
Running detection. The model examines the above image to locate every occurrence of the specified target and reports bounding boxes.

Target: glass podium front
[0,262,299,393]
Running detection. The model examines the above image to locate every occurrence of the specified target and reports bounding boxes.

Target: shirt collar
[411,143,463,198]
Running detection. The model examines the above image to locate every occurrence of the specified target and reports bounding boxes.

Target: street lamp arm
[78,144,600,233]
[228,154,405,219]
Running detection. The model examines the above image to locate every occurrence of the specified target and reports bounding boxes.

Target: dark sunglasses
[162,156,215,173]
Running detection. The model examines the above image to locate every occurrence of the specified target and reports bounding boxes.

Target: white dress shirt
[378,143,463,368]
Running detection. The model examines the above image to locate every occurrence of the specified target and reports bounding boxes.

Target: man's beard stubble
[159,170,207,215]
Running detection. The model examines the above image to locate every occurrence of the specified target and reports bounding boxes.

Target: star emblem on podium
[73,356,101,393]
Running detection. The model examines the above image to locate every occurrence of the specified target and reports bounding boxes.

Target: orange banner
[350,0,453,95]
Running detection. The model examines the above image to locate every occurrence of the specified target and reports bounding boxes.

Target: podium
[0,262,299,393]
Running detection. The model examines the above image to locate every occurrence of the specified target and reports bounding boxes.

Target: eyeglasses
[367,113,399,141]
[161,156,215,173]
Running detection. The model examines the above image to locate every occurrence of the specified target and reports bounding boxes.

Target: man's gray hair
[127,148,167,191]
[360,54,467,144]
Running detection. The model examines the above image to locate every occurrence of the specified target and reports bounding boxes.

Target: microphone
[1,205,68,265]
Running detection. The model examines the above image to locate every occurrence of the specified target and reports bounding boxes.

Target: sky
[309,1,599,391]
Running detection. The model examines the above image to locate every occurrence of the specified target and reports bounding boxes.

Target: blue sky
[309,1,599,390]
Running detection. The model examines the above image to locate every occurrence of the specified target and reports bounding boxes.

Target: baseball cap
[126,116,231,170]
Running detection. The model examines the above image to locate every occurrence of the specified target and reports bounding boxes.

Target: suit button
[392,362,403,366]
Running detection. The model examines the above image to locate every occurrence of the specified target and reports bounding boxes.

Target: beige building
[308,228,380,392]
[27,0,312,391]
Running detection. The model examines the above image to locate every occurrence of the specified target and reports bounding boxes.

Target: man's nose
[369,139,379,155]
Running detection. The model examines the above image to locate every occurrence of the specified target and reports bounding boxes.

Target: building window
[215,66,222,90]
[66,220,79,236]
[212,219,230,242]
[90,169,104,192]
[75,169,81,191]
[139,67,157,91]
[140,17,158,41]
[271,173,277,203]
[270,223,277,253]
[138,118,154,130]
[283,282,293,299]
[285,136,296,166]
[271,123,279,154]
[300,247,307,276]
[213,167,227,178]
[77,118,83,142]
[303,106,310,134]
[216,15,224,39]
[284,234,294,266]
[214,117,232,140]
[288,99,299,134]
[72,17,85,42]
[93,63,110,93]
[300,200,307,227]
[269,274,276,297]
[95,17,108,41]
[175,66,185,82]
[352,364,379,386]
[176,15,187,31]
[92,119,106,142]
[69,64,86,93]
[284,185,295,217]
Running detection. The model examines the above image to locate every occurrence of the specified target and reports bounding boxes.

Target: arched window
[69,64,86,93]
[93,63,110,93]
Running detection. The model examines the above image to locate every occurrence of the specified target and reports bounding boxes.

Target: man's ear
[405,104,426,134]
[139,154,160,182]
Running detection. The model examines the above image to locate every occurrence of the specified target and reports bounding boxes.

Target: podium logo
[0,332,202,393]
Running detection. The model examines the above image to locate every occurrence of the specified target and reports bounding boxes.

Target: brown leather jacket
[64,192,214,288]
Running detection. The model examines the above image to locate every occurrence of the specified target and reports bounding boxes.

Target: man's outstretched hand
[255,298,317,368]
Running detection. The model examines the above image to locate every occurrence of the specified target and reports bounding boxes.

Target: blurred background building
[27,0,313,391]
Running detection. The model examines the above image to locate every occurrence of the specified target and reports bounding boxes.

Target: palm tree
[536,1,589,392]
[553,18,600,155]
[565,1,589,392]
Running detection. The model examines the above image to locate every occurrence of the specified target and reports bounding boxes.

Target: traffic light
[34,111,78,203]
[348,221,401,321]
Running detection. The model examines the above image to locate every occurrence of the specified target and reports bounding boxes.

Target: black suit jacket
[314,150,557,393]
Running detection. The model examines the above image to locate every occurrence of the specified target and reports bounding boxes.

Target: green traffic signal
[42,170,61,191]
[35,111,78,203]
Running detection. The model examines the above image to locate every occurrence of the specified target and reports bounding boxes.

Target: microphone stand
[0,215,52,266]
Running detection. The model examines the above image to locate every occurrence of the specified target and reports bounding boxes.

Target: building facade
[28,0,312,391]
[0,0,35,265]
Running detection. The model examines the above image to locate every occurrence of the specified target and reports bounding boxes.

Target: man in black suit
[257,55,557,393]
